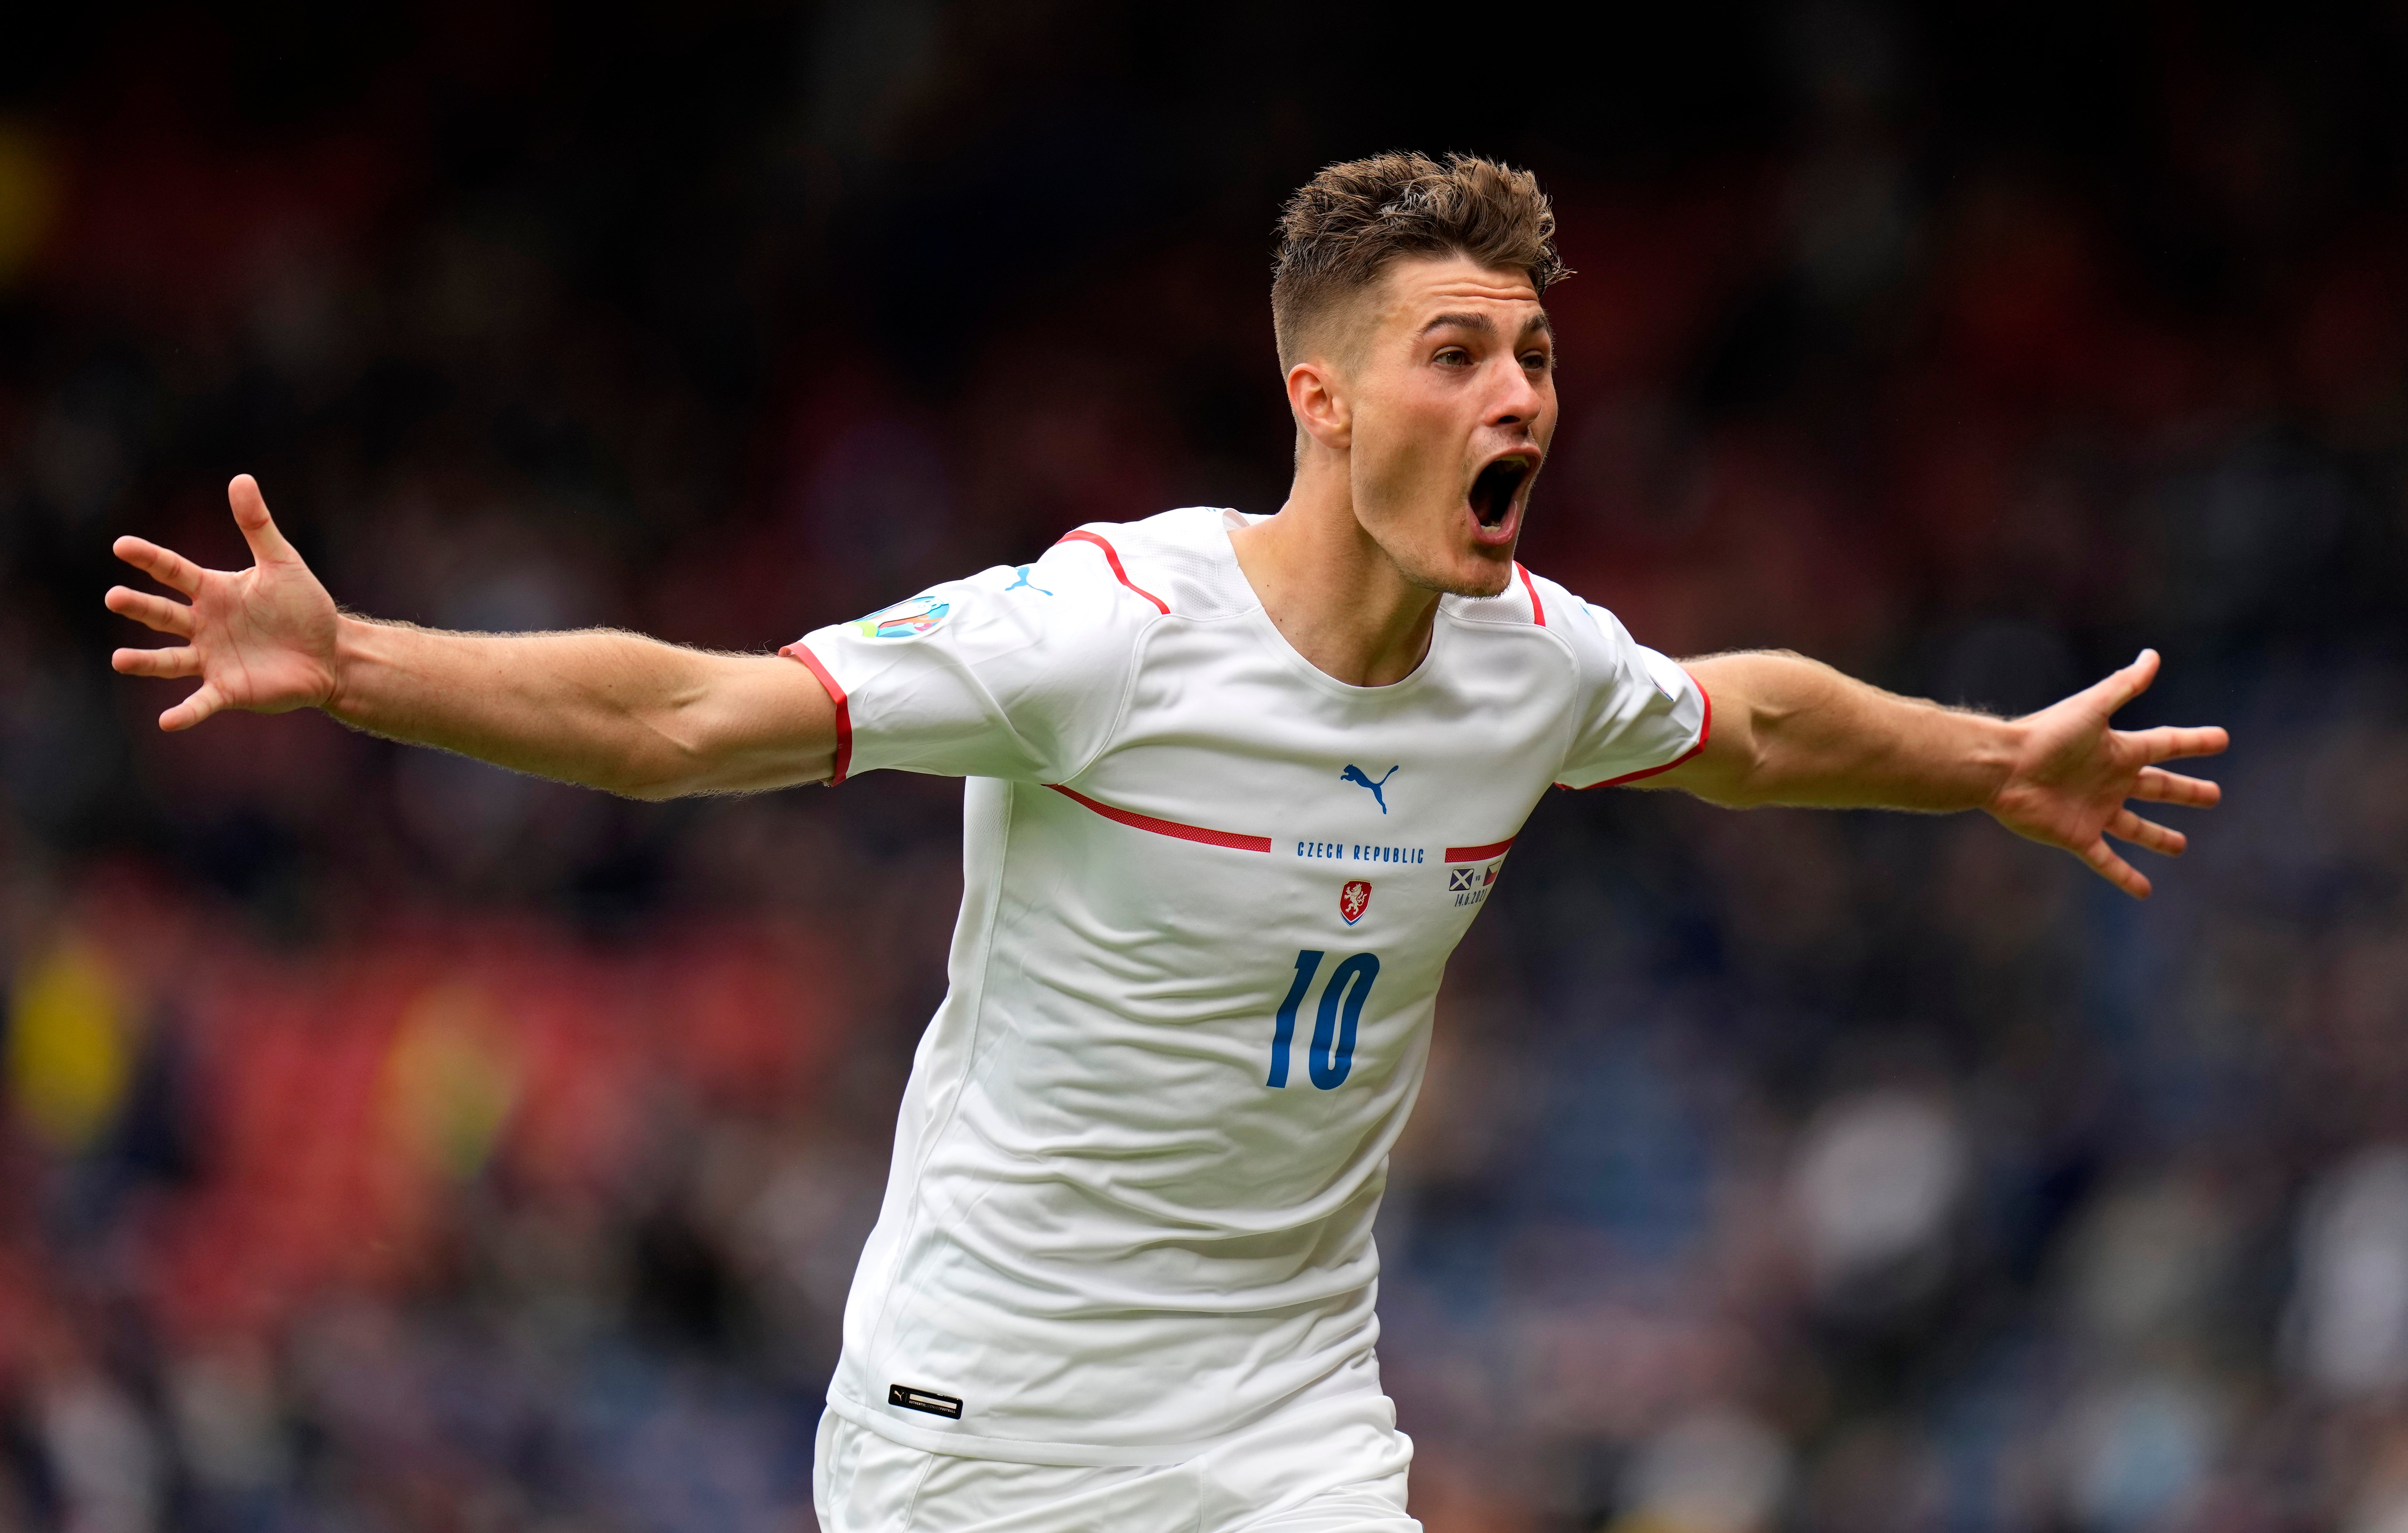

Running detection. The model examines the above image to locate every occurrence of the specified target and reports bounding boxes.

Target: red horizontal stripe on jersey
[1580,667,1714,789]
[1445,837,1516,863]
[1516,562,1545,627]
[1047,785,1271,853]
[1055,530,1170,615]
[780,642,852,785]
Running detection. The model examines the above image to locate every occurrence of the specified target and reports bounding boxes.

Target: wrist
[325,614,386,723]
[1975,712,2032,813]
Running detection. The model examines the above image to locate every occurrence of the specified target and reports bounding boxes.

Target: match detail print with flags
[1340,880,1371,925]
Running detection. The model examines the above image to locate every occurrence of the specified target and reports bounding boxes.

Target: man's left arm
[1643,648,2228,899]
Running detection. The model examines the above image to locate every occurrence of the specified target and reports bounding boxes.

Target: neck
[1229,450,1440,688]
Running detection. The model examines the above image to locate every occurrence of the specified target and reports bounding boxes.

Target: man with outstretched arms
[105,154,2227,1531]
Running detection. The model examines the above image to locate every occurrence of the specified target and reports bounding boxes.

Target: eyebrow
[1417,311,1553,343]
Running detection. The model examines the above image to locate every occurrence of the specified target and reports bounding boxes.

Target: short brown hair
[1271,151,1567,370]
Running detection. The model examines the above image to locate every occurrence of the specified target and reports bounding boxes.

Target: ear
[1286,359,1351,451]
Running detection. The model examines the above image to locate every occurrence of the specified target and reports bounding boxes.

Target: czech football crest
[1339,880,1371,925]
[851,595,950,639]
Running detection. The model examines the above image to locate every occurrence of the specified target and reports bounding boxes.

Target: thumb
[228,474,298,566]
[2084,648,2159,717]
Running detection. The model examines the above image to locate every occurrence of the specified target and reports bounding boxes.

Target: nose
[1486,356,1547,429]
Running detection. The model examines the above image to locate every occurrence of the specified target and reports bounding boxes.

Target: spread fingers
[112,645,201,679]
[2134,725,2229,763]
[2078,837,2153,899]
[112,536,206,597]
[2135,767,2220,807]
[2107,808,2186,857]
[159,683,226,732]
[104,585,194,637]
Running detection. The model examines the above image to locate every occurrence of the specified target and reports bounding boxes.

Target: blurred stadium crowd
[4,3,2408,1530]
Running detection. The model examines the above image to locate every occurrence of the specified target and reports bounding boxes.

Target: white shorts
[811,1387,1419,1533]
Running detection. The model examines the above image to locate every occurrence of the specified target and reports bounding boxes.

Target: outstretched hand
[105,474,341,731]
[1987,649,2227,899]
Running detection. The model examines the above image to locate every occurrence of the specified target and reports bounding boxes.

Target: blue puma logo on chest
[1340,764,1399,814]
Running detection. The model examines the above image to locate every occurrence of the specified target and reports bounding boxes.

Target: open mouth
[1469,456,1533,531]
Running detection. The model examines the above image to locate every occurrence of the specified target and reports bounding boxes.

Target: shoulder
[1044,507,1259,621]
[832,508,1245,662]
[1462,566,1650,656]
[818,542,1152,681]
[1441,566,1674,701]
[1440,562,1574,649]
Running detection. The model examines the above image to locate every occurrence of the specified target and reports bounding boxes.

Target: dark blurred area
[3,2,2407,1529]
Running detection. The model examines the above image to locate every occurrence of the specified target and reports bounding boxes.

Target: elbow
[615,747,741,800]
[1675,744,1779,810]
[609,712,727,800]
[1686,777,1771,811]
[601,745,710,802]
[612,775,692,803]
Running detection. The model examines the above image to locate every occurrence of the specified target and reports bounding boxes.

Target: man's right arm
[323,621,836,799]
[106,475,838,800]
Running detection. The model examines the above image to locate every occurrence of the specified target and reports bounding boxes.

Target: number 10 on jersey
[1268,949,1380,1090]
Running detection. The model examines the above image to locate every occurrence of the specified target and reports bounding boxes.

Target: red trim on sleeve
[1046,785,1271,853]
[1574,665,1713,789]
[1515,562,1546,627]
[779,642,852,786]
[1055,530,1170,615]
[1445,837,1517,863]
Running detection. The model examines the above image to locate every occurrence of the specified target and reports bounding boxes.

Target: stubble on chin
[1390,538,1516,600]
[1437,557,1518,600]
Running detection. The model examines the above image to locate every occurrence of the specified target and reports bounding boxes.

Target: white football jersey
[784,507,1708,1466]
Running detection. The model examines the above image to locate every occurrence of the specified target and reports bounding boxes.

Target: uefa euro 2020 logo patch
[851,595,950,639]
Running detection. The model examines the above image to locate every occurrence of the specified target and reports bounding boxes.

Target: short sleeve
[781,547,1148,785]
[1547,583,1711,790]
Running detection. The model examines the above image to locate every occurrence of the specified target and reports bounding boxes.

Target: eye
[1520,350,1551,372]
[1434,346,1473,367]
